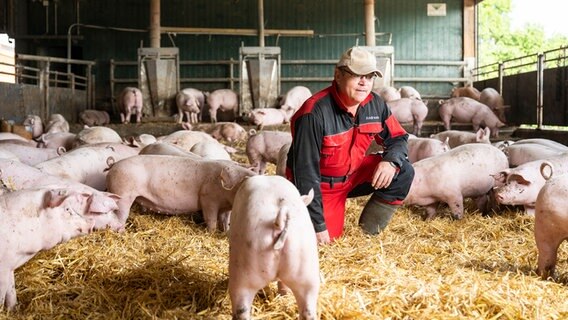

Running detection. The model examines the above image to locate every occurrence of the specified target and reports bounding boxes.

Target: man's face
[334,67,376,106]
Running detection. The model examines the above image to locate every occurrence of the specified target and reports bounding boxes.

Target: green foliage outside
[478,0,568,68]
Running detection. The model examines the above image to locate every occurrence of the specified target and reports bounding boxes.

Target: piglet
[438,97,504,137]
[22,115,43,139]
[248,108,288,130]
[205,89,239,123]
[44,114,70,134]
[0,187,95,311]
[407,134,450,163]
[176,88,205,124]
[79,109,111,126]
[206,122,247,142]
[387,98,428,136]
[279,86,312,119]
[229,175,318,320]
[535,161,568,280]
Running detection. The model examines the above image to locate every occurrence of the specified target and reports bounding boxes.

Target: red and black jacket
[286,81,409,232]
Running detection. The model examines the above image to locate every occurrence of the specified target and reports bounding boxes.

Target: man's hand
[316,230,331,245]
[371,161,397,189]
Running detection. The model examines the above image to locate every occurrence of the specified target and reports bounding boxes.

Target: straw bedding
[2,128,568,319]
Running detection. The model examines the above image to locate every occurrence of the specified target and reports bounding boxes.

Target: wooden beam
[161,26,314,37]
[463,0,476,59]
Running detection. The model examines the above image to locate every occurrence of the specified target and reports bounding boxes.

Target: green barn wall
[15,0,467,108]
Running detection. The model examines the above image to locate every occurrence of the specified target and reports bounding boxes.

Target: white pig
[503,143,567,167]
[118,86,143,124]
[205,89,238,123]
[407,135,450,163]
[246,130,292,174]
[534,161,568,280]
[139,142,202,159]
[44,114,70,134]
[451,85,481,100]
[279,86,312,119]
[375,86,401,102]
[399,86,422,100]
[0,187,95,311]
[206,122,248,142]
[37,132,77,150]
[35,143,139,191]
[106,155,256,231]
[22,114,43,139]
[492,153,568,215]
[189,141,232,161]
[79,109,111,126]
[73,126,123,148]
[229,175,318,320]
[0,143,64,166]
[0,159,123,231]
[430,128,491,148]
[176,88,205,124]
[248,108,288,130]
[438,97,504,137]
[404,143,509,220]
[387,98,429,136]
[480,87,508,123]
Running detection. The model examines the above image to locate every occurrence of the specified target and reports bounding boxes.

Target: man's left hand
[371,161,397,189]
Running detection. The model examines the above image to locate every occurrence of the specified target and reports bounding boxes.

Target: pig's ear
[88,193,120,213]
[44,189,70,208]
[301,189,314,206]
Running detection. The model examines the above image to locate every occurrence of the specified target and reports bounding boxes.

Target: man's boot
[358,195,399,235]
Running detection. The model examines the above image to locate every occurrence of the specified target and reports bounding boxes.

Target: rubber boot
[358,195,399,235]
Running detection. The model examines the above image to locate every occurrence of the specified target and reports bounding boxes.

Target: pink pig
[438,97,504,137]
[118,87,143,124]
[0,187,95,310]
[534,161,568,280]
[404,143,509,220]
[229,175,318,320]
[407,134,450,163]
[387,98,429,136]
[246,130,292,174]
[106,155,256,232]
[248,108,288,130]
[205,89,239,123]
[430,128,491,148]
[206,122,248,142]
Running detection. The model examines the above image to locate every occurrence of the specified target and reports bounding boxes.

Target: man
[285,46,415,244]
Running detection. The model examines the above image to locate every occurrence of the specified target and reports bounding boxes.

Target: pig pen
[1,122,568,320]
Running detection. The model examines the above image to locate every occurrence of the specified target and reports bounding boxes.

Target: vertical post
[150,0,161,48]
[498,62,504,93]
[110,59,116,111]
[536,53,545,129]
[258,0,265,47]
[87,64,93,109]
[230,58,235,90]
[364,0,375,46]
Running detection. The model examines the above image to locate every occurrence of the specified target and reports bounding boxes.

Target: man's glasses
[340,68,377,81]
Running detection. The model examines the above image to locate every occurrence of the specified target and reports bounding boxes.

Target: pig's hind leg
[229,286,256,320]
[0,269,17,310]
[289,284,319,320]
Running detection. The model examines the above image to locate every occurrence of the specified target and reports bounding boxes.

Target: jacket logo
[366,116,380,120]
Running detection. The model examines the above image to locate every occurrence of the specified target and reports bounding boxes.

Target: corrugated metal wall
[16,0,466,108]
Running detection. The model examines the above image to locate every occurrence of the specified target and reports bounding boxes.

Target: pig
[534,161,568,280]
[72,126,123,148]
[438,97,505,137]
[106,155,256,231]
[22,114,43,139]
[276,142,291,177]
[480,87,508,124]
[35,143,139,191]
[502,143,567,167]
[176,88,205,124]
[451,85,481,100]
[79,109,111,126]
[430,128,491,148]
[246,130,293,174]
[404,143,509,220]
[0,149,20,162]
[0,187,95,311]
[0,143,64,166]
[118,86,143,124]
[399,86,422,100]
[279,86,312,119]
[205,89,239,123]
[387,98,429,136]
[206,122,248,142]
[492,153,568,215]
[190,141,232,161]
[375,86,401,102]
[37,132,77,150]
[158,130,220,153]
[407,134,450,163]
[229,175,318,320]
[513,138,568,151]
[139,142,202,159]
[0,159,123,231]
[248,108,288,130]
[44,114,70,134]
